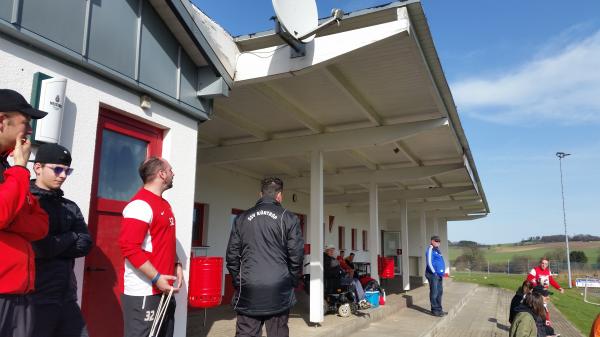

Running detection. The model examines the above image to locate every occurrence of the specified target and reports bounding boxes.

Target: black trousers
[0,294,33,337]
[235,310,289,337]
[32,300,88,337]
[121,294,176,337]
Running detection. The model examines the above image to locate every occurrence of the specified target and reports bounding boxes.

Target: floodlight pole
[556,152,572,288]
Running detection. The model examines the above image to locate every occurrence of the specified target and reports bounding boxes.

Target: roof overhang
[195,1,489,219]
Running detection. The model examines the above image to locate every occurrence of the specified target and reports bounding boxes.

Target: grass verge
[452,272,600,335]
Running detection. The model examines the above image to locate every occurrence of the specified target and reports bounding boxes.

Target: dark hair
[539,257,549,263]
[261,177,283,198]
[517,280,532,295]
[525,292,546,319]
[138,157,165,183]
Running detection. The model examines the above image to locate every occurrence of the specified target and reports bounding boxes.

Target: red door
[82,109,162,337]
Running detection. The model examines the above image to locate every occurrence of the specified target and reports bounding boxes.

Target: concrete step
[343,280,479,337]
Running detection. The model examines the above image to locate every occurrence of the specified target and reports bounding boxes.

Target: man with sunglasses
[30,143,92,337]
[0,89,49,337]
[425,235,446,317]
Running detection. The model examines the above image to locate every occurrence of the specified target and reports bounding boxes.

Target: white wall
[194,167,376,275]
[1,35,198,337]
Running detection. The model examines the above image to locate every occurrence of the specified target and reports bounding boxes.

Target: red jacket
[527,265,562,290]
[0,165,49,294]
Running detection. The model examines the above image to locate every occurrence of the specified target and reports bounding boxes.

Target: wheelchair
[302,274,358,317]
[325,277,359,317]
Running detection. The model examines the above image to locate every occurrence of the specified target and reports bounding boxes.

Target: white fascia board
[446,214,487,221]
[197,117,447,165]
[345,199,482,214]
[234,7,410,84]
[285,163,462,190]
[324,186,472,204]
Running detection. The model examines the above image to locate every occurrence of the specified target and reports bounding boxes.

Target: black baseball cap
[532,285,551,296]
[0,89,48,119]
[431,235,441,242]
[35,143,72,166]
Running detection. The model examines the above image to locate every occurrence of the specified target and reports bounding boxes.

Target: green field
[450,241,600,264]
[453,272,600,335]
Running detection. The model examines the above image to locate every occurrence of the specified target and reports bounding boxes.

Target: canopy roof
[190,1,489,219]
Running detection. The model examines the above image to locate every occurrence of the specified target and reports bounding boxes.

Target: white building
[0,0,488,336]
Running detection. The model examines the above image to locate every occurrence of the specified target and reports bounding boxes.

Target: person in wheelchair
[324,244,371,310]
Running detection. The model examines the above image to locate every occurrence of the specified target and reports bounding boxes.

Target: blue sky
[193,1,600,244]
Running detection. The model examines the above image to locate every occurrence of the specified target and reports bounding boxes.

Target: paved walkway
[187,280,585,337]
[347,285,585,337]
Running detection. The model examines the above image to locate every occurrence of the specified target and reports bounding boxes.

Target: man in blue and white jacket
[425,235,446,316]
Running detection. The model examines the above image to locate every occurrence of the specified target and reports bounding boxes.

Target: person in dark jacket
[30,143,92,337]
[0,89,49,337]
[226,177,304,337]
[510,281,533,324]
[510,290,547,337]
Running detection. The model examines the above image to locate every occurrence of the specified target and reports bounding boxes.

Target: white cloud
[452,29,600,124]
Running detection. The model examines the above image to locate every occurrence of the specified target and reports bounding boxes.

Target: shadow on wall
[59,96,77,150]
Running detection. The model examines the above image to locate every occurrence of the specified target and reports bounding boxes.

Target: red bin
[188,257,223,308]
[378,256,395,279]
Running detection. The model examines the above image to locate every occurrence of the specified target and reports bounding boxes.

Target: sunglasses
[433,240,441,242]
[47,165,74,176]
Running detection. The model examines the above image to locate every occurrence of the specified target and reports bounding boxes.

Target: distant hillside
[449,234,600,247]
[449,240,600,264]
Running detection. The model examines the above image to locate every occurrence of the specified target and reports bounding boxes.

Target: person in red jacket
[527,257,564,293]
[0,89,49,337]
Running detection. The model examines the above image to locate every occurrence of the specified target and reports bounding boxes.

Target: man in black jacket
[226,177,304,337]
[30,143,93,337]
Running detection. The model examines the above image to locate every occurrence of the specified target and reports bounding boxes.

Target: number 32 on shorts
[144,310,156,322]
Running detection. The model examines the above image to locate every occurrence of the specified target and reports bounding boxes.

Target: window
[362,230,368,251]
[294,213,306,242]
[338,226,345,251]
[97,129,148,201]
[351,228,357,251]
[191,203,207,247]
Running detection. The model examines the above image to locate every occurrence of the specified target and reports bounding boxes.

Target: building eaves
[159,0,236,88]
[234,0,418,52]
[405,2,490,214]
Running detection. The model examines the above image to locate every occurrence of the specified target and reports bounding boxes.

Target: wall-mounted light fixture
[140,95,152,109]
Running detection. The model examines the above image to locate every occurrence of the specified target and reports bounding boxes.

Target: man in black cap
[30,143,92,337]
[425,235,446,317]
[0,89,49,337]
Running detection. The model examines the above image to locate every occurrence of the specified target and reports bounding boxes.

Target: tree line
[520,234,600,244]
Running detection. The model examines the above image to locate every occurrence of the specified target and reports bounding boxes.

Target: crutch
[149,287,174,337]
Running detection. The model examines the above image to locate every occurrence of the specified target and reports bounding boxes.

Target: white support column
[399,199,410,290]
[368,182,380,283]
[309,150,324,323]
[433,217,439,237]
[420,210,428,284]
[440,218,449,274]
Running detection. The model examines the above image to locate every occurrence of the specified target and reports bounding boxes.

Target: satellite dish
[272,0,318,43]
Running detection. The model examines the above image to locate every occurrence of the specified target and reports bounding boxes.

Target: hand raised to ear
[11,132,31,167]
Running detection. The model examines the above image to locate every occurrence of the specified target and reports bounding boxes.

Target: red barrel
[188,257,223,308]
[379,257,395,279]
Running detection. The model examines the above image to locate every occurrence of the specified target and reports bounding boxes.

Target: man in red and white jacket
[118,157,183,337]
[526,257,564,293]
[0,89,49,337]
[527,257,564,335]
